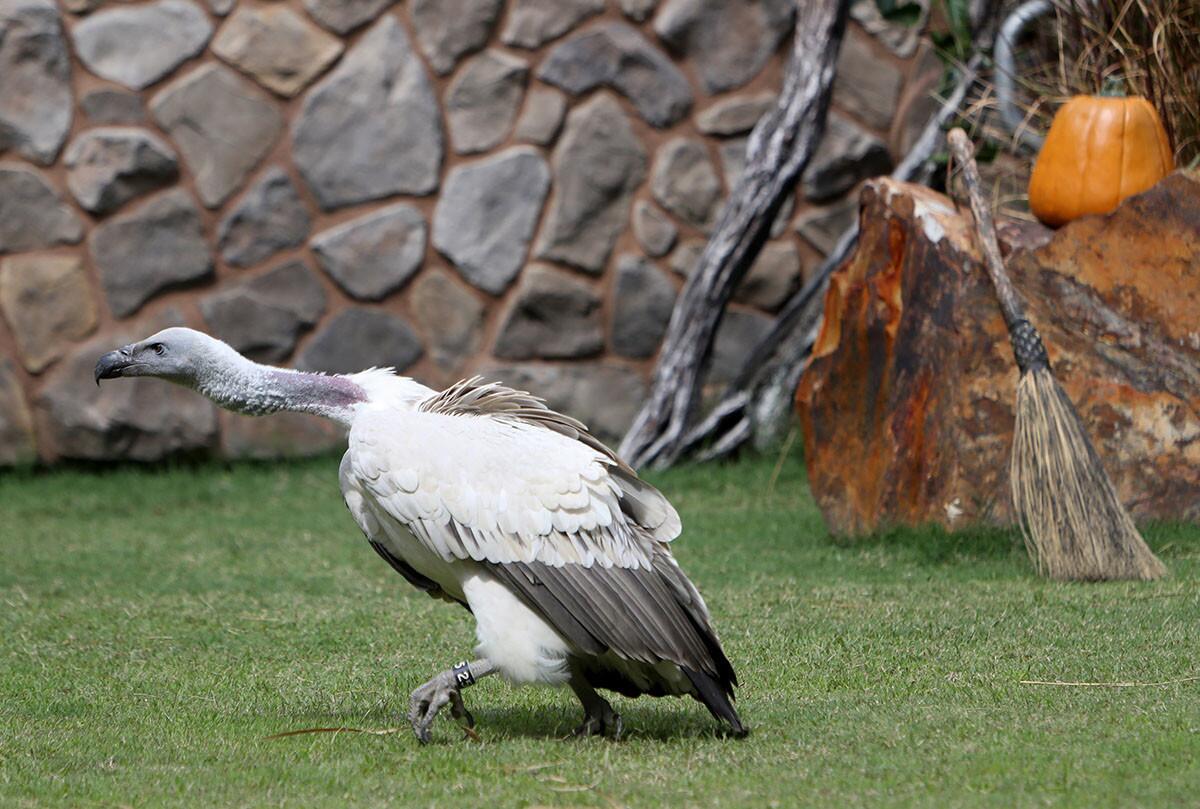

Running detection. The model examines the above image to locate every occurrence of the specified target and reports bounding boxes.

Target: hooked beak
[94,347,134,385]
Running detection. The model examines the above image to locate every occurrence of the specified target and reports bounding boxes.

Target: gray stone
[205,0,233,15]
[292,16,443,210]
[89,188,213,317]
[734,240,802,312]
[0,359,36,465]
[0,253,97,373]
[219,410,345,460]
[36,310,219,461]
[212,4,343,97]
[537,22,692,128]
[302,0,394,34]
[494,264,602,360]
[850,0,929,58]
[312,203,427,300]
[514,87,567,146]
[707,308,773,386]
[446,50,528,155]
[199,260,326,362]
[64,127,178,214]
[833,31,903,131]
[79,89,145,124]
[668,237,703,277]
[0,0,72,165]
[632,200,678,257]
[654,0,793,94]
[482,362,646,443]
[794,196,859,254]
[501,0,603,49]
[151,64,283,208]
[72,0,212,90]
[652,138,721,231]
[410,0,502,75]
[802,113,893,202]
[217,168,311,269]
[0,163,84,253]
[409,268,485,373]
[620,0,658,21]
[297,308,424,374]
[695,92,775,136]
[534,95,647,274]
[612,254,676,358]
[434,147,550,295]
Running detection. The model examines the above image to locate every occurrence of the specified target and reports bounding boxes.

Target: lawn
[1,446,1198,808]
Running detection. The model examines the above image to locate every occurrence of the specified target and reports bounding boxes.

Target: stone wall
[0,0,940,465]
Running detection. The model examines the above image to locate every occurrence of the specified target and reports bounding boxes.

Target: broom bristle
[1011,368,1167,581]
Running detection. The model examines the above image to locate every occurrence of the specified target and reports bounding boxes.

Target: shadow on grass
[830,522,1026,566]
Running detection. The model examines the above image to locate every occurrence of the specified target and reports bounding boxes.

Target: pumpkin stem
[1100,75,1127,97]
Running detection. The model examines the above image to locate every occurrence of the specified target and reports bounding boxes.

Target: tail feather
[683,667,748,737]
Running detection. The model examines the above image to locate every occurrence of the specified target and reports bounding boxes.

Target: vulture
[95,328,746,742]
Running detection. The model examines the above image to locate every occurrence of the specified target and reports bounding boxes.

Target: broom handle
[946,128,1050,373]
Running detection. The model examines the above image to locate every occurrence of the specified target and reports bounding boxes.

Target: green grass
[1,447,1198,808]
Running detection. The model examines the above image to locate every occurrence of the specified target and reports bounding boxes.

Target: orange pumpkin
[1028,95,1173,227]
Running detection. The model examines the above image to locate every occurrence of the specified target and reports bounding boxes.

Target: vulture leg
[408,658,495,744]
[569,673,623,740]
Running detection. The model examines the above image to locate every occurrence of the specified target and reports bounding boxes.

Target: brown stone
[212,4,343,97]
[0,253,97,373]
[797,174,1200,536]
[0,358,36,465]
[219,410,345,460]
[409,268,485,374]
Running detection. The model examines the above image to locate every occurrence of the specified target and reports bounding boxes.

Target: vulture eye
[151,343,166,356]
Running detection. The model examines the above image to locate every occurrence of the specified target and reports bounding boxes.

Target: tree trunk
[618,0,851,469]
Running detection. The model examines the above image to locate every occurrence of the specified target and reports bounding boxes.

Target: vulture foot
[408,669,477,744]
[569,676,623,740]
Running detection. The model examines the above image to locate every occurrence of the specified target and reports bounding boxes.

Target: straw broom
[946,128,1165,581]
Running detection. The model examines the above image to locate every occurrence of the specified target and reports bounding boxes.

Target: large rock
[63,128,178,214]
[35,311,219,462]
[695,92,775,136]
[151,64,282,208]
[79,89,145,125]
[292,16,443,209]
[89,189,213,317]
[312,203,427,300]
[802,113,893,202]
[219,410,345,460]
[501,0,603,49]
[445,50,528,155]
[706,308,773,386]
[199,260,326,362]
[0,163,84,253]
[0,0,72,165]
[301,0,394,34]
[434,147,550,295]
[0,359,36,465]
[797,174,1200,535]
[409,268,485,374]
[217,168,311,269]
[482,362,646,443]
[651,137,721,231]
[632,200,678,258]
[72,0,212,90]
[297,308,423,374]
[493,264,603,360]
[514,87,566,146]
[794,196,858,254]
[537,22,692,128]
[832,30,903,131]
[611,254,676,359]
[410,0,502,75]
[0,253,97,373]
[654,0,793,94]
[212,4,343,97]
[734,240,803,312]
[534,95,647,274]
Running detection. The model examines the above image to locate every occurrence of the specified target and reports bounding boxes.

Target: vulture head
[94,327,234,387]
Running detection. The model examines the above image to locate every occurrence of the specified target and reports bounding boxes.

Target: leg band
[452,660,476,689]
